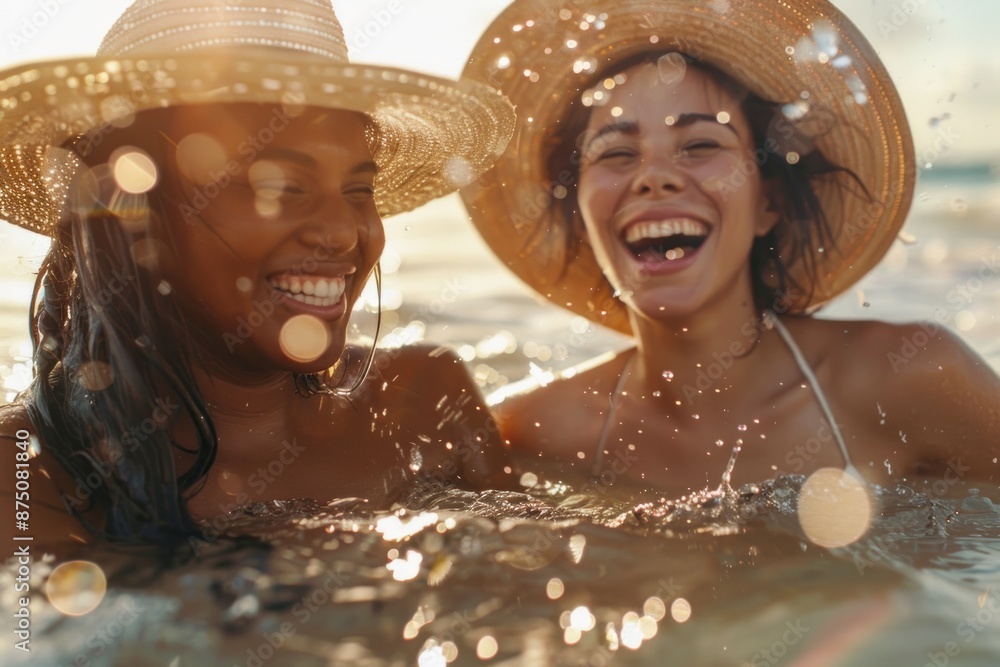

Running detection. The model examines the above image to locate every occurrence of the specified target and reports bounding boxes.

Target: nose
[297,197,382,258]
[631,154,686,196]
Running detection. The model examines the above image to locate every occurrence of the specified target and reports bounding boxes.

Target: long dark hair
[548,52,869,312]
[22,147,216,546]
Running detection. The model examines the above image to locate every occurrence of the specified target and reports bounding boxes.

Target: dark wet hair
[12,105,376,548]
[548,51,867,312]
[20,142,214,547]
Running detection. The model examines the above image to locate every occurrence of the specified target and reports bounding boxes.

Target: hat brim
[0,52,515,233]
[459,0,915,333]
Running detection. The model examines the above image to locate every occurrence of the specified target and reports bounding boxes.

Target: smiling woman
[460,0,1000,498]
[0,0,515,547]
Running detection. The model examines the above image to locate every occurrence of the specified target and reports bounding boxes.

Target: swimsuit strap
[591,315,856,477]
[765,313,855,471]
[591,351,635,477]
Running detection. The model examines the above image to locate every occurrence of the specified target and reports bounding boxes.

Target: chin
[625,289,703,323]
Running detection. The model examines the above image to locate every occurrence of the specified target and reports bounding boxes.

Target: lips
[267,272,347,308]
[621,217,710,264]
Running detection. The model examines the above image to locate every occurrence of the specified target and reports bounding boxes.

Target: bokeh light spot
[798,467,873,548]
[476,635,498,659]
[670,598,692,623]
[45,561,107,616]
[112,149,158,194]
[175,133,227,185]
[75,361,114,391]
[278,315,330,363]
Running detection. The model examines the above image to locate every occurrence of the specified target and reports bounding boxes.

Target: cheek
[577,171,613,226]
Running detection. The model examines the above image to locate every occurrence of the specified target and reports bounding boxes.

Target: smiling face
[576,60,780,322]
[151,103,384,376]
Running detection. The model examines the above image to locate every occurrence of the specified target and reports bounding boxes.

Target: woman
[0,0,515,546]
[460,0,1000,498]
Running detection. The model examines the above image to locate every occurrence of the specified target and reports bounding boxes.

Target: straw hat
[0,0,516,234]
[460,0,915,333]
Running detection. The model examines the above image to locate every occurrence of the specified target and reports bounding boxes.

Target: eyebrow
[255,147,379,175]
[582,112,739,152]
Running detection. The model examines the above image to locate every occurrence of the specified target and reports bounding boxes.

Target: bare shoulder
[491,351,628,459]
[368,343,514,489]
[794,317,994,390]
[793,317,1000,474]
[0,404,90,545]
[367,343,485,406]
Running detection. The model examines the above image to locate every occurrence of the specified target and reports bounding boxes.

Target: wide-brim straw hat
[0,0,516,235]
[460,0,915,333]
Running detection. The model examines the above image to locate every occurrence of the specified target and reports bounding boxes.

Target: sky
[0,0,997,165]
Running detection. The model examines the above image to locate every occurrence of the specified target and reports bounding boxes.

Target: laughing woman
[461,0,1000,497]
[0,0,514,546]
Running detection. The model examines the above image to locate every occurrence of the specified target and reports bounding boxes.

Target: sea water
[1,175,998,665]
[2,478,1000,666]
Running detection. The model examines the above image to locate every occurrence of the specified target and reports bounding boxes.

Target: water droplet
[715,439,724,447]
[737,424,748,431]
[652,391,661,397]
[662,371,674,381]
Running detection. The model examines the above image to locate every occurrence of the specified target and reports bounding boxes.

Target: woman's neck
[627,291,768,404]
[192,367,300,459]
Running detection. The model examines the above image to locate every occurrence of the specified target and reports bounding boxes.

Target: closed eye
[679,141,722,156]
[585,147,638,166]
[344,182,376,199]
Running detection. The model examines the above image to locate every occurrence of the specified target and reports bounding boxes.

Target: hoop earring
[327,261,381,396]
[295,262,382,398]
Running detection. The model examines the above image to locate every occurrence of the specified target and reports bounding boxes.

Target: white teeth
[625,219,709,244]
[268,274,346,306]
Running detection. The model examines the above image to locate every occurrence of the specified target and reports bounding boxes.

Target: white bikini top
[590,313,854,477]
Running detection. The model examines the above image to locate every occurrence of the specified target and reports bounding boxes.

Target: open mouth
[623,219,710,263]
[267,273,347,308]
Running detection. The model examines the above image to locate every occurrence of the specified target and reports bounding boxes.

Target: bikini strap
[591,351,635,477]
[765,312,855,472]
